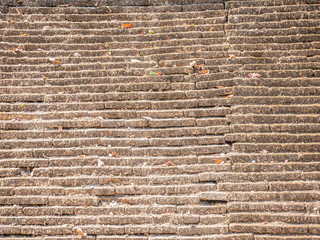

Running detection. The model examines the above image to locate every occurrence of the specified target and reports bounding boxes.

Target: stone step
[227,114,320,124]
[4,9,225,21]
[0,154,227,168]
[2,31,225,45]
[226,0,318,8]
[229,4,320,15]
[232,105,320,114]
[228,26,320,37]
[229,152,320,163]
[2,183,217,197]
[0,144,230,158]
[232,162,320,172]
[1,24,224,37]
[231,123,320,133]
[0,135,225,149]
[0,100,230,113]
[230,41,320,51]
[230,223,311,235]
[254,235,320,240]
[228,34,320,44]
[227,201,306,213]
[0,213,228,225]
[0,174,201,187]
[219,181,320,192]
[226,19,320,31]
[0,125,229,140]
[238,69,320,79]
[231,97,320,105]
[237,77,320,87]
[201,190,320,202]
[229,11,320,23]
[226,133,320,142]
[199,171,320,183]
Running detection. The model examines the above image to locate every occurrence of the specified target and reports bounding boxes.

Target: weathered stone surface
[0,0,319,239]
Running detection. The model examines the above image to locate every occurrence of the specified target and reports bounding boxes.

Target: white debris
[97,158,104,167]
[130,59,141,63]
[43,26,52,30]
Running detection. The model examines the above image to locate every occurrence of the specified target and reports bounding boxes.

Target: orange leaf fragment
[229,55,236,59]
[14,47,23,52]
[112,152,119,157]
[248,73,262,79]
[200,48,204,52]
[58,126,63,131]
[156,72,161,76]
[54,59,61,64]
[214,159,224,164]
[76,228,87,237]
[226,94,234,98]
[141,32,146,35]
[201,69,209,74]
[122,23,133,28]
[164,160,174,166]
[216,86,224,88]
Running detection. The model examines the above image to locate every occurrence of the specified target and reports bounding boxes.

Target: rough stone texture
[0,0,319,239]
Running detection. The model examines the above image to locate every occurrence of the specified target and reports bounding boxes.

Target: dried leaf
[49,57,61,64]
[156,72,161,76]
[201,69,209,74]
[141,32,146,35]
[248,73,262,78]
[122,23,133,28]
[14,47,23,52]
[76,228,87,237]
[58,126,63,131]
[149,72,157,76]
[164,160,174,166]
[111,152,119,157]
[214,159,224,164]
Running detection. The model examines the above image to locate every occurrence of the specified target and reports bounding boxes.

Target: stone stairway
[0,0,319,239]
